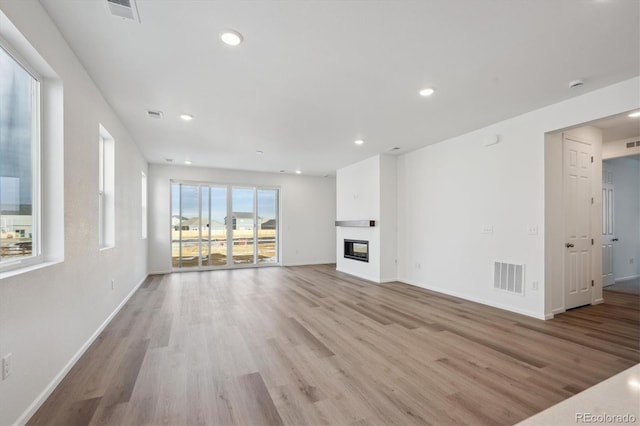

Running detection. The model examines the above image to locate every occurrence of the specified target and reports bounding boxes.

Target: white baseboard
[401,279,547,320]
[593,298,604,305]
[614,274,640,282]
[14,274,148,426]
[149,270,171,275]
[284,260,335,267]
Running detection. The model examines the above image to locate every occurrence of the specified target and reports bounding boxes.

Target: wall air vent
[493,262,525,295]
[106,0,141,22]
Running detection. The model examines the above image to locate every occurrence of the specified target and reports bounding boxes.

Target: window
[98,125,115,249]
[0,44,40,268]
[141,171,147,239]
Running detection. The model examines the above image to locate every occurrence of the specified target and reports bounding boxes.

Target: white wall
[148,164,336,273]
[605,156,640,280]
[379,155,397,282]
[0,2,148,425]
[335,155,397,283]
[397,77,640,320]
[603,137,640,159]
[336,156,381,282]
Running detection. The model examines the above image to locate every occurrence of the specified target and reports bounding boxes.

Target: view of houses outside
[171,184,278,268]
[0,46,36,262]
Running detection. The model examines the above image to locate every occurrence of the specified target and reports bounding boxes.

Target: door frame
[544,126,603,317]
[169,179,282,272]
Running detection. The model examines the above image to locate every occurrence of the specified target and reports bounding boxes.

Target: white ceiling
[39,0,639,176]
[591,113,640,142]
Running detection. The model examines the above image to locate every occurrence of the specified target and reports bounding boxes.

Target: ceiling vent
[106,0,141,22]
[147,110,163,119]
[625,140,640,148]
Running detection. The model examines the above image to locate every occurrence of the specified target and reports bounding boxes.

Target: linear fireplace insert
[344,239,369,262]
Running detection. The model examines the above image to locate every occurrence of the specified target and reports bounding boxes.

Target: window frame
[0,37,43,272]
[98,124,115,250]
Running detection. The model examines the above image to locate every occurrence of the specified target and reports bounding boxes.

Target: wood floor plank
[27,264,640,426]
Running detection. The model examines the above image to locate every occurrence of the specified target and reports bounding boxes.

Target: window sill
[0,259,63,280]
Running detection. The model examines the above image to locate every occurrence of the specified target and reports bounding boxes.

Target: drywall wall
[335,155,397,283]
[336,156,381,282]
[398,77,639,320]
[0,2,148,425]
[379,155,398,282]
[605,156,640,280]
[147,164,336,273]
[603,137,640,159]
[545,126,603,316]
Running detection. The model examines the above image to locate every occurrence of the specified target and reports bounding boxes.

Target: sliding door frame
[170,179,281,271]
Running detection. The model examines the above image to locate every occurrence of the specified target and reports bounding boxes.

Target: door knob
[612,238,619,242]
[565,243,574,248]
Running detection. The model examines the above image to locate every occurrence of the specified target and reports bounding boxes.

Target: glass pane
[171,184,199,269]
[200,187,210,266]
[257,189,278,264]
[0,47,36,262]
[231,187,254,264]
[210,186,227,266]
[171,184,182,268]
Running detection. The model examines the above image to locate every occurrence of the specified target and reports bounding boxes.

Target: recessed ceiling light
[419,88,435,97]
[184,160,192,165]
[180,113,193,121]
[165,158,174,163]
[279,170,285,173]
[220,30,243,46]
[295,170,302,174]
[256,150,264,154]
[628,111,640,118]
[389,147,401,151]
[354,139,364,145]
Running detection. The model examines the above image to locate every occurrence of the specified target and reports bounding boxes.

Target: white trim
[13,274,148,426]
[284,260,336,267]
[592,298,604,305]
[402,279,547,320]
[0,260,61,280]
[614,274,640,282]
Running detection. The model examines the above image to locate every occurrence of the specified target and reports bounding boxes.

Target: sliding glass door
[257,189,278,264]
[171,181,278,270]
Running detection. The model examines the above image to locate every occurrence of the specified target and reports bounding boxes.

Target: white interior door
[563,135,593,309]
[602,164,616,287]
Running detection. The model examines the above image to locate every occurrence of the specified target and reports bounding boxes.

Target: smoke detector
[569,79,584,89]
[106,0,141,23]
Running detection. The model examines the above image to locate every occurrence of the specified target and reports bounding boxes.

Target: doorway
[171,181,279,270]
[545,110,640,316]
[601,154,640,294]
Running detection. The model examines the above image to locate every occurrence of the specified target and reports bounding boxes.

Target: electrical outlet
[532,281,539,291]
[2,353,12,380]
[631,258,635,265]
[527,226,538,235]
[111,279,115,290]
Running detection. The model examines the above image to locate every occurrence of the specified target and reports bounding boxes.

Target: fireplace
[344,239,369,262]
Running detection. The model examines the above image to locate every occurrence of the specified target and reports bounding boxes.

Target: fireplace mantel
[335,220,376,227]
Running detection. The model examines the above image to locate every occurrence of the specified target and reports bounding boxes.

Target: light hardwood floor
[29,265,639,425]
